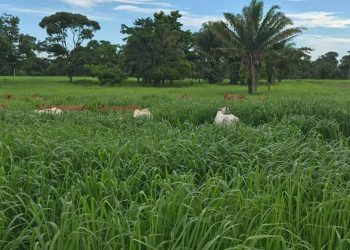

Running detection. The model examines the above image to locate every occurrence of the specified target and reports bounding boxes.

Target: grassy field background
[0,77,350,249]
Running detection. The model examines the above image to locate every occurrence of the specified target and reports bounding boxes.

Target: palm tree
[264,43,295,91]
[193,23,226,83]
[214,0,303,94]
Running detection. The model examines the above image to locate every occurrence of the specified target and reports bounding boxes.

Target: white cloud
[296,35,350,58]
[62,0,171,8]
[181,14,222,28]
[0,3,113,21]
[0,4,56,15]
[114,5,221,28]
[114,0,171,7]
[288,11,350,28]
[62,0,105,7]
[114,5,164,13]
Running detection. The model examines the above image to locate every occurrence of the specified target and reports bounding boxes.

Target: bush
[142,60,192,85]
[86,64,126,86]
[202,63,225,84]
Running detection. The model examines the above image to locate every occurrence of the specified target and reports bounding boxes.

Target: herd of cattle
[34,106,240,126]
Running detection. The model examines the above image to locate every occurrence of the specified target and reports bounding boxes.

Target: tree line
[1,0,350,93]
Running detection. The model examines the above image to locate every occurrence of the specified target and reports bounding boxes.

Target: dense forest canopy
[1,0,350,93]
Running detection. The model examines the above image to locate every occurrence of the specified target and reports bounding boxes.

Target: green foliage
[0,14,37,75]
[122,11,192,85]
[0,35,11,74]
[313,51,340,79]
[224,56,241,84]
[201,62,225,83]
[145,60,191,84]
[39,12,100,55]
[79,40,126,85]
[214,0,303,93]
[1,6,348,84]
[17,57,50,76]
[285,47,313,79]
[83,40,123,66]
[192,23,226,84]
[86,64,126,85]
[263,44,313,87]
[39,12,101,81]
[339,52,350,79]
[0,77,350,249]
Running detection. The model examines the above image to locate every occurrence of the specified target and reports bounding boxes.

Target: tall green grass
[0,77,349,249]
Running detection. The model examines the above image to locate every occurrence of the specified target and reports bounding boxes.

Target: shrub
[86,64,126,86]
[202,63,225,84]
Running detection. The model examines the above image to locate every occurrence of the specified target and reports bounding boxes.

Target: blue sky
[1,0,350,59]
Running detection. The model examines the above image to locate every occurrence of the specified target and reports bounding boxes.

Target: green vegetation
[0,77,350,249]
[122,11,192,85]
[86,64,126,86]
[214,0,303,94]
[2,0,350,93]
[193,23,228,84]
[39,12,101,82]
[1,0,350,248]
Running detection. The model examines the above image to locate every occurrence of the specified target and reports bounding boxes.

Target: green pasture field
[0,76,350,249]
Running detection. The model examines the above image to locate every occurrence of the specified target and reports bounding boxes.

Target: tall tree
[313,51,340,79]
[0,14,26,75]
[81,40,126,85]
[81,40,123,66]
[193,22,225,84]
[39,12,100,82]
[214,0,303,94]
[285,47,313,79]
[122,11,191,85]
[263,44,312,89]
[0,34,12,74]
[224,55,241,85]
[339,52,350,79]
[0,14,38,75]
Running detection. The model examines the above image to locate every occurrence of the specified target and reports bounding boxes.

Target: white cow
[214,107,239,126]
[35,107,63,115]
[133,109,152,119]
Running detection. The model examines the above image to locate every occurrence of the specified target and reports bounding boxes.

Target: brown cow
[224,94,245,100]
[99,104,140,113]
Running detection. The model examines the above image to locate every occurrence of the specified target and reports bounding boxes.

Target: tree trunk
[267,69,272,92]
[229,76,235,85]
[137,77,140,83]
[248,82,253,94]
[250,65,258,94]
[67,55,73,83]
[246,73,253,94]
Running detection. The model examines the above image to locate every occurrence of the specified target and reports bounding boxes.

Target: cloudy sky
[1,0,350,59]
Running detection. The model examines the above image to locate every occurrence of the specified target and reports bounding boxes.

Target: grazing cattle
[177,93,191,99]
[56,105,87,112]
[4,94,15,100]
[38,105,88,112]
[133,109,152,119]
[35,107,63,115]
[99,104,139,113]
[224,94,245,100]
[32,94,41,100]
[214,107,239,126]
[0,104,8,111]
